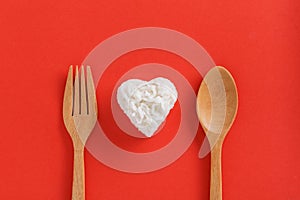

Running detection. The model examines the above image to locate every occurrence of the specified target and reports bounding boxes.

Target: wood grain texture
[197,66,238,200]
[63,65,97,200]
[72,147,85,200]
[210,143,222,200]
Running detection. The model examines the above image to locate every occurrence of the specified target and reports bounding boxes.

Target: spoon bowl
[196,66,238,200]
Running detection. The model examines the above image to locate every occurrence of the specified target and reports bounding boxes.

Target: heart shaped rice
[117,77,178,137]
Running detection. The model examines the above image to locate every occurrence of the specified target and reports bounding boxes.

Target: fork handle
[72,147,85,200]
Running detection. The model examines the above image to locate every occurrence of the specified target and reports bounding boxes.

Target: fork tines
[70,65,96,116]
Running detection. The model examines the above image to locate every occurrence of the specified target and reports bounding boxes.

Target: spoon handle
[210,144,222,200]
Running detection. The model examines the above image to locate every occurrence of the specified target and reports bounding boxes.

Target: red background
[0,0,299,199]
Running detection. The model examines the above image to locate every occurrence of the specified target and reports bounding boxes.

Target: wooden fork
[63,65,97,200]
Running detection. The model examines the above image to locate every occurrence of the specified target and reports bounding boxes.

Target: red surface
[0,0,299,199]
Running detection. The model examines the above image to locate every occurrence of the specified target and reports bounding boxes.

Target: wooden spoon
[196,66,238,200]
